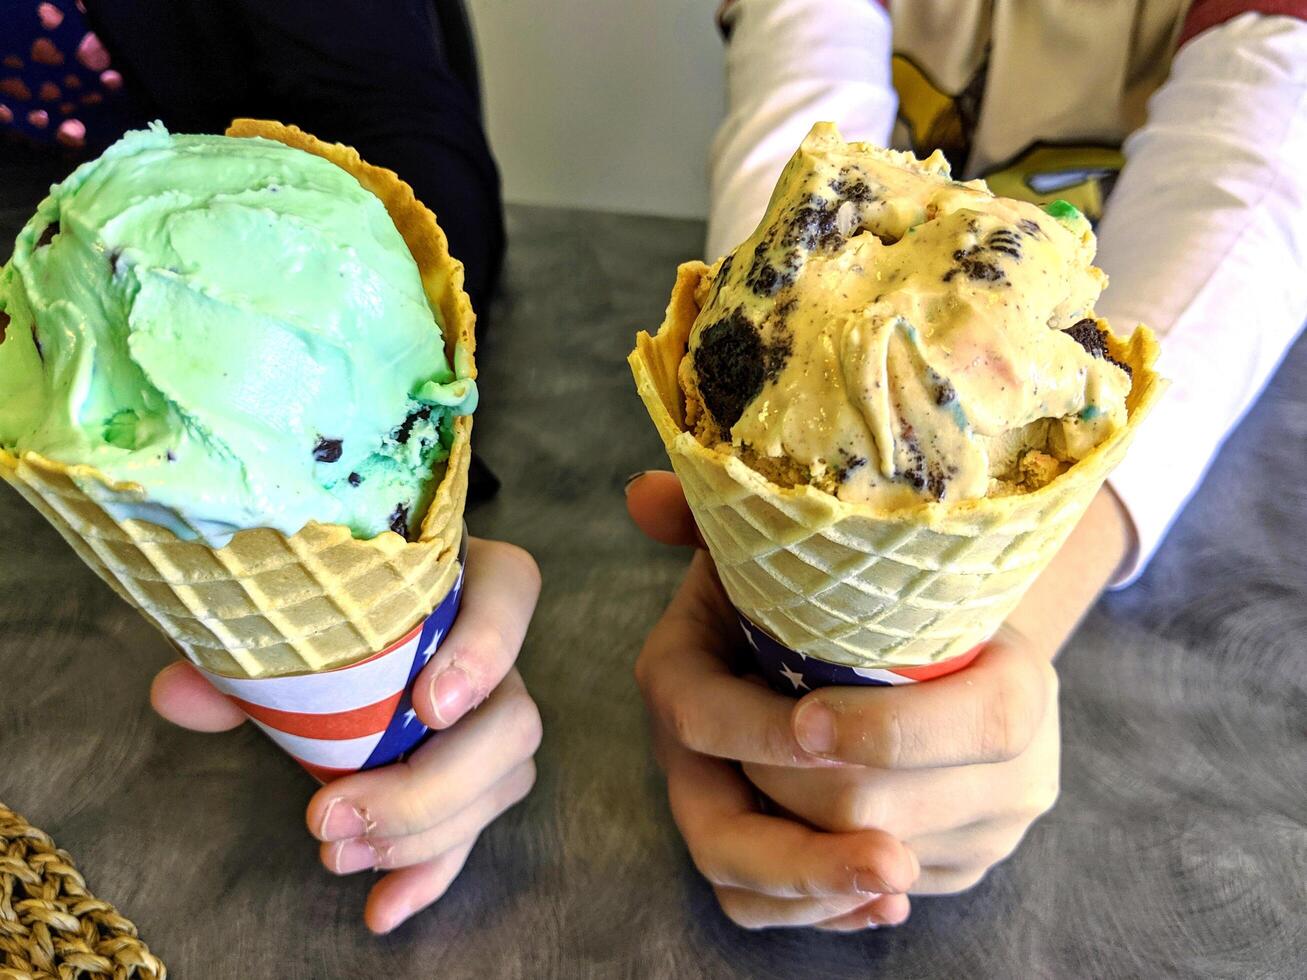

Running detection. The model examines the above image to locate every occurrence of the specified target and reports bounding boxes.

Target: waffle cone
[631,262,1163,668]
[0,119,475,678]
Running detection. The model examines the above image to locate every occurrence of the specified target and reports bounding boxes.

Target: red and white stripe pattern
[197,562,464,783]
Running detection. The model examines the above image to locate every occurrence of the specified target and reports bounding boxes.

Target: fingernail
[429,664,475,726]
[793,701,837,755]
[853,872,889,896]
[332,838,379,874]
[885,906,911,927]
[318,797,368,841]
[622,471,647,494]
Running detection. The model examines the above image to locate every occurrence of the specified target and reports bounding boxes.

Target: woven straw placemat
[0,803,166,980]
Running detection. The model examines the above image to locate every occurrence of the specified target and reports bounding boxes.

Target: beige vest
[889,0,1194,218]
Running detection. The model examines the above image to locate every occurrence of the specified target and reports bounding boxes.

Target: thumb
[625,470,704,548]
[150,660,248,733]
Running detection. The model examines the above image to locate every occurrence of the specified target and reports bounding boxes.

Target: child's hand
[626,471,1129,931]
[149,537,543,934]
[738,627,1059,897]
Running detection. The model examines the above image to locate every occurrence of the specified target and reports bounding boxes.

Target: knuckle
[514,759,539,798]
[391,785,438,837]
[467,620,513,676]
[782,855,836,899]
[634,637,676,709]
[633,646,653,692]
[815,895,861,922]
[848,839,893,885]
[496,760,538,813]
[1031,771,1061,817]
[981,673,1040,762]
[715,889,764,930]
[505,690,544,758]
[499,542,542,596]
[668,700,708,754]
[760,718,804,767]
[686,843,728,888]
[831,781,882,833]
[944,865,990,894]
[1038,658,1060,699]
[878,706,906,769]
[973,830,1022,870]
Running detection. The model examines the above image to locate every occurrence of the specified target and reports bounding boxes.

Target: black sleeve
[85,0,505,311]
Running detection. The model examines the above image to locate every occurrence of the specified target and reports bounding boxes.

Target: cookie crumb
[1065,319,1132,377]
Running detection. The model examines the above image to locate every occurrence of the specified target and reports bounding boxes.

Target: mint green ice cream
[0,124,476,547]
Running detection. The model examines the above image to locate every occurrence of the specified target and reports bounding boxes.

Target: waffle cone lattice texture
[0,120,475,678]
[631,262,1164,668]
[0,803,166,980]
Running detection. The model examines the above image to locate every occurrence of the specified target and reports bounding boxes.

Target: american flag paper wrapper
[738,614,984,696]
[196,535,468,783]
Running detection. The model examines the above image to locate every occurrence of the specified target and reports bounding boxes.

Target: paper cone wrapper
[0,120,476,707]
[196,534,467,782]
[631,261,1164,675]
[738,613,983,695]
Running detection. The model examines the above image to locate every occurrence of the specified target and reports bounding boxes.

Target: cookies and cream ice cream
[0,123,476,547]
[680,123,1133,508]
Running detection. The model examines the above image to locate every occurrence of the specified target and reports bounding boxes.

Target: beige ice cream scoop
[631,123,1163,669]
[681,123,1134,509]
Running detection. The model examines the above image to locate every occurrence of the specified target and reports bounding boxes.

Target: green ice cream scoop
[0,124,476,547]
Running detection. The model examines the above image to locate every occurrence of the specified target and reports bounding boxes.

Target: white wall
[467,0,725,220]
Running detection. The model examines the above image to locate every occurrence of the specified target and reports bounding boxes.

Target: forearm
[1094,13,1307,583]
[707,0,896,259]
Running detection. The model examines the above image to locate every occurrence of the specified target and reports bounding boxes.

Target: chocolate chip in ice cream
[933,377,958,406]
[0,311,9,343]
[899,424,948,500]
[394,406,433,445]
[835,455,868,485]
[389,503,409,536]
[36,221,59,249]
[348,472,362,487]
[312,437,343,463]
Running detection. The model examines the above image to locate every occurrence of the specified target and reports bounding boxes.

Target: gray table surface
[2,153,1305,978]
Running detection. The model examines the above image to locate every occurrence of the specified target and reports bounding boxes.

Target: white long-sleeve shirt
[707,0,1307,584]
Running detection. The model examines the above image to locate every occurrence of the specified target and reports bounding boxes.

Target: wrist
[1004,486,1133,660]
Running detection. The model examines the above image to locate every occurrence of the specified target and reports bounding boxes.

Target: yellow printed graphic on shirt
[892,53,1124,223]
